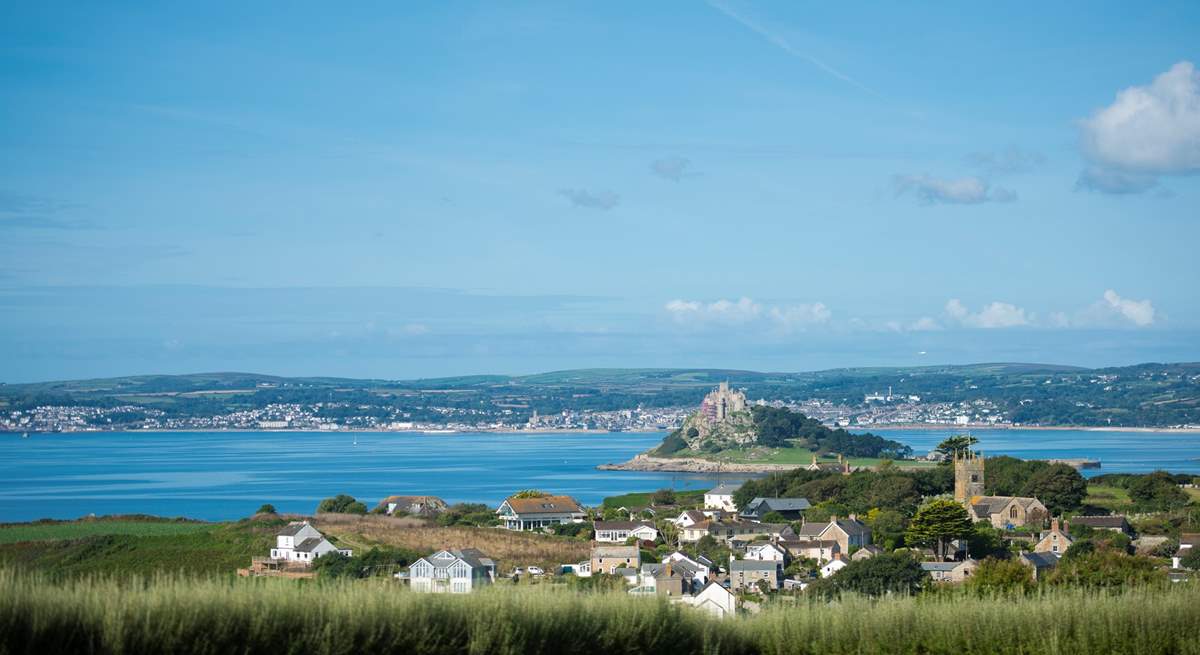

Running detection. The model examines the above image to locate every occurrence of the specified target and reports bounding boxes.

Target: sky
[2,2,1199,382]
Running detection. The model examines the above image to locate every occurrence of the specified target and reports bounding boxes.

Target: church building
[954,449,1048,530]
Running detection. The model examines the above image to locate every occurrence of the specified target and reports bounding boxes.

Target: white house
[593,520,659,543]
[662,551,711,585]
[408,548,496,593]
[819,559,848,578]
[704,483,740,512]
[682,581,738,619]
[744,542,787,562]
[269,521,351,565]
[496,494,586,531]
[673,510,707,528]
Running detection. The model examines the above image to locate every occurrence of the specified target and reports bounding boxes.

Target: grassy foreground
[1,572,1198,655]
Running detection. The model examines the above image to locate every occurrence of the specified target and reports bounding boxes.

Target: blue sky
[2,2,1199,381]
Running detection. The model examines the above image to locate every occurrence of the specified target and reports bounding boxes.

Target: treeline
[751,406,913,458]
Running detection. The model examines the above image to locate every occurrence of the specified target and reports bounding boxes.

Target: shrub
[316,494,367,515]
[255,504,277,515]
[967,557,1034,593]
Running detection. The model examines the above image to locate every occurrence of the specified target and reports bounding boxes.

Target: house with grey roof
[729,558,781,592]
[794,515,871,553]
[408,548,496,593]
[705,483,741,512]
[1070,515,1134,537]
[921,558,978,583]
[1019,551,1060,581]
[593,520,659,543]
[968,496,1047,529]
[268,521,352,566]
[740,497,811,522]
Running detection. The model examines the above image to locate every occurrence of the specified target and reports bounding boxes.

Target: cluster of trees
[750,406,913,458]
[316,494,368,515]
[312,546,421,579]
[435,503,498,527]
[1092,472,1193,512]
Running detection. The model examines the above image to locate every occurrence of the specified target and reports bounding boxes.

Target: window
[971,474,978,483]
[1010,507,1018,519]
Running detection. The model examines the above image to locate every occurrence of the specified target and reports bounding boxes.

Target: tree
[865,508,907,550]
[808,553,928,598]
[651,488,677,505]
[1049,550,1166,588]
[1020,464,1087,514]
[966,523,1010,560]
[905,499,973,560]
[512,489,550,499]
[935,435,979,457]
[316,494,367,515]
[1127,472,1190,511]
[1181,548,1200,570]
[966,557,1033,593]
[256,503,277,515]
[761,511,787,524]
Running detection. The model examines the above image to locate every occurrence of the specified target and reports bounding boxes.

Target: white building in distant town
[269,521,352,565]
[593,520,659,543]
[704,483,740,512]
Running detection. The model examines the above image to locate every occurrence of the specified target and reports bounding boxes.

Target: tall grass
[1,571,1197,655]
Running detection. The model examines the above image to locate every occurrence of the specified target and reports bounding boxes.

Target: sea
[1,428,1198,522]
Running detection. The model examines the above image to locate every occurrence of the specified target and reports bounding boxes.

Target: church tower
[953,449,985,503]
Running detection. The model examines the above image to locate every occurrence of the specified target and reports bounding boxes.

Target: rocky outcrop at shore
[596,454,806,473]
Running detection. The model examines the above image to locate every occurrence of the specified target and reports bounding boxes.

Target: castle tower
[953,449,985,503]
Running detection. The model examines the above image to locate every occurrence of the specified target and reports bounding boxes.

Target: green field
[0,518,212,545]
[1,572,1197,655]
[668,445,937,470]
[1085,484,1134,512]
[600,489,704,510]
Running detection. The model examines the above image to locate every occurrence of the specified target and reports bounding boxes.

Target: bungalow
[781,539,841,564]
[376,495,448,517]
[967,496,1048,529]
[593,520,659,543]
[497,494,586,531]
[744,542,787,562]
[682,520,791,544]
[729,559,781,592]
[740,497,811,522]
[704,483,740,512]
[591,544,641,575]
[408,548,496,593]
[921,558,979,583]
[1070,515,1134,537]
[682,581,738,619]
[1020,551,1059,581]
[1034,519,1073,555]
[269,521,352,565]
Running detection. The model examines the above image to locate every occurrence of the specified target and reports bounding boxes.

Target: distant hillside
[2,362,1198,428]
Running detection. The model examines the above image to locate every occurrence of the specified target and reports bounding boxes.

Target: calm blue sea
[1,428,1197,522]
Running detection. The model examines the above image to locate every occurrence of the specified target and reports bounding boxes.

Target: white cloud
[1081,61,1200,174]
[558,188,620,210]
[908,316,942,331]
[665,297,830,331]
[945,299,1031,328]
[1102,290,1155,327]
[893,174,1017,205]
[1078,61,1200,193]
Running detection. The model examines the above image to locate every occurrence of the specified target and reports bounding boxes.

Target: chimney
[849,514,857,522]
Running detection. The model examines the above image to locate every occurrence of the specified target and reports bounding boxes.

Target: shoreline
[596,453,936,474]
[6,424,1200,436]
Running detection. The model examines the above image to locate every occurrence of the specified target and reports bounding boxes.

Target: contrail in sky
[707,0,880,97]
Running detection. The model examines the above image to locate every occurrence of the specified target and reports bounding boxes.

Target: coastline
[5,424,1199,436]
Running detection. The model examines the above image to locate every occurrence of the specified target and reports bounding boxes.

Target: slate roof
[421,548,495,571]
[294,537,328,553]
[707,483,740,496]
[796,522,827,537]
[678,510,707,523]
[970,496,1042,516]
[502,495,584,515]
[920,561,964,572]
[744,497,811,513]
[1020,552,1060,569]
[592,545,639,559]
[730,559,779,572]
[830,518,870,536]
[1070,515,1130,530]
[377,495,448,511]
[278,521,314,537]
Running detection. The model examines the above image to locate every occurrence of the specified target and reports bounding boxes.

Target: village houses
[593,520,658,543]
[268,521,352,565]
[739,497,811,522]
[704,483,740,512]
[591,544,640,575]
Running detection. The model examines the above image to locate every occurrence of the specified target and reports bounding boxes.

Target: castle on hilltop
[700,382,747,423]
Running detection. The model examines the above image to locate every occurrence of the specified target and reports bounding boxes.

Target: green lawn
[1085,484,1134,512]
[0,518,212,545]
[601,489,704,510]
